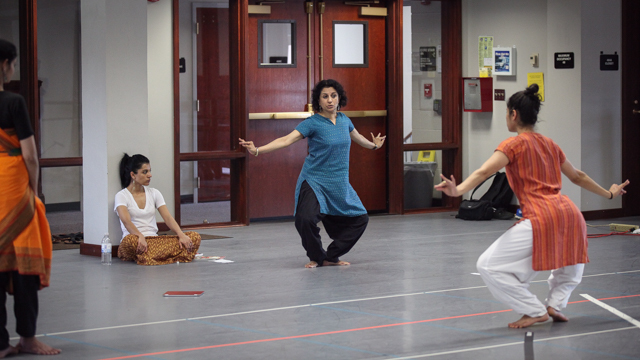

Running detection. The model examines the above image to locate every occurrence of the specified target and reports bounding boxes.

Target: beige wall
[461,0,621,210]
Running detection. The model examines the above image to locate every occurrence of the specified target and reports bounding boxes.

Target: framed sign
[554,52,574,69]
[600,52,619,71]
[493,47,516,76]
[419,46,437,71]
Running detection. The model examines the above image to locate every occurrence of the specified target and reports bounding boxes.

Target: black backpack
[456,172,514,220]
[479,172,514,209]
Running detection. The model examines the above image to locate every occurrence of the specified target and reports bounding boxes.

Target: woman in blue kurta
[240,79,386,268]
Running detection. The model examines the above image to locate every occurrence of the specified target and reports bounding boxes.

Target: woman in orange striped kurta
[436,84,629,328]
[0,39,60,356]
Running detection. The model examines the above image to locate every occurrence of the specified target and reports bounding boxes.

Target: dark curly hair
[507,84,542,126]
[311,79,347,112]
[119,153,150,188]
[0,39,17,64]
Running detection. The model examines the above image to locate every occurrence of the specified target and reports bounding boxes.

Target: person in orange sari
[436,84,629,329]
[115,153,201,265]
[0,39,60,356]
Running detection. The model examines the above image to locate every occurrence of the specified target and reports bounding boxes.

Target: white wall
[462,0,621,210]
[82,0,148,245]
[580,0,622,210]
[147,0,175,218]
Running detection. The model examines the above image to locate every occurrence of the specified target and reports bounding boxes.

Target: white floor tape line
[580,293,640,328]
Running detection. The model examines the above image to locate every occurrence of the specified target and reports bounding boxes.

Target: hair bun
[524,84,539,96]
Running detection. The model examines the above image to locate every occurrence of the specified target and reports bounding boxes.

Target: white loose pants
[476,220,584,317]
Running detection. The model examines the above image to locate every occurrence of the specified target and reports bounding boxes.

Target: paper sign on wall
[478,36,493,77]
[527,72,545,102]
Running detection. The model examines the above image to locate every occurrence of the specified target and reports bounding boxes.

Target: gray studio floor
[7,212,640,360]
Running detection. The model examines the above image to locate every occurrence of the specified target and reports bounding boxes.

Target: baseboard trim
[582,208,625,221]
[45,201,81,213]
[80,243,120,257]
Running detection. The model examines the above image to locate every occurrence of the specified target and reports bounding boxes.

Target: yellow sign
[527,72,545,102]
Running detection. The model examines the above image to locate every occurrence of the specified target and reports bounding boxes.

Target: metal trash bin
[404,161,437,209]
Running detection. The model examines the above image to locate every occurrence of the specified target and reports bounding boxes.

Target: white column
[81,0,148,246]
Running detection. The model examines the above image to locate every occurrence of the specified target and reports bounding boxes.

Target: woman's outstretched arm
[349,128,386,149]
[435,151,509,197]
[239,130,304,156]
[560,159,629,199]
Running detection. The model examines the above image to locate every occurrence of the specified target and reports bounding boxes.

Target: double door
[245,0,389,218]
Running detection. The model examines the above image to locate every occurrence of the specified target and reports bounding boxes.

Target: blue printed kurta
[294,112,367,216]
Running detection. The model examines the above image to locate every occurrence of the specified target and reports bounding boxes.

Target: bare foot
[508,313,549,328]
[0,345,18,358]
[322,260,350,266]
[17,337,61,356]
[547,306,569,322]
[304,260,350,268]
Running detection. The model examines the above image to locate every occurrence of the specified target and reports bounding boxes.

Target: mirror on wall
[259,20,296,67]
[333,21,368,67]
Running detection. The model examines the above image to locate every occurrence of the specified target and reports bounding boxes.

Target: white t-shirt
[114,187,166,239]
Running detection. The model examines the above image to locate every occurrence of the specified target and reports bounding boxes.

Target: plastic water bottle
[101,233,112,265]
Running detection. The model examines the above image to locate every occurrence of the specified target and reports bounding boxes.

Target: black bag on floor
[456,172,513,220]
[456,199,494,220]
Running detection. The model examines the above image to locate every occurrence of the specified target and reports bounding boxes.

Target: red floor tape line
[99,293,640,360]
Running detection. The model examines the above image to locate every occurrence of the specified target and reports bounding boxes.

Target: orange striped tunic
[496,132,588,271]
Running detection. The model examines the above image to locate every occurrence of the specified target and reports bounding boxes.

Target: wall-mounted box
[463,77,493,112]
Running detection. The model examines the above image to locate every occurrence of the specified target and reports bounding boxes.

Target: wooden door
[196,7,231,202]
[320,0,388,212]
[246,1,316,218]
[622,0,640,216]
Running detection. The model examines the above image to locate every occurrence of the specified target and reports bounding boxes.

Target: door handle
[634,109,640,114]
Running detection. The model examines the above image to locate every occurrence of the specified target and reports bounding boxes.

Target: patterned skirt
[117,231,201,266]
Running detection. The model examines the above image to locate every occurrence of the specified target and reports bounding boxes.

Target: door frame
[172,0,249,228]
[191,2,229,204]
[171,0,461,228]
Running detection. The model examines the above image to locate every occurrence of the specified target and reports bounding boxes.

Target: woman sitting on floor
[115,153,201,265]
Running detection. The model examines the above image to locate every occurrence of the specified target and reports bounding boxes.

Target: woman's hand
[371,133,386,149]
[239,138,257,156]
[136,235,148,254]
[609,179,630,198]
[434,174,460,197]
[178,233,193,252]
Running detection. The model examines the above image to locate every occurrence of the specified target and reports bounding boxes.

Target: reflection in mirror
[259,20,296,67]
[333,21,368,67]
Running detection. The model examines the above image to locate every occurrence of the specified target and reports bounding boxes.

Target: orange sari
[0,128,52,288]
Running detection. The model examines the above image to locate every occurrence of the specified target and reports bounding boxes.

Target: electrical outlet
[495,89,505,101]
[609,223,639,232]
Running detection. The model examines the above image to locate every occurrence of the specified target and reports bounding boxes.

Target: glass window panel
[406,1,442,144]
[180,3,230,153]
[180,160,231,226]
[404,150,442,209]
[37,0,82,158]
[42,166,83,235]
[259,20,295,66]
[333,21,368,67]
